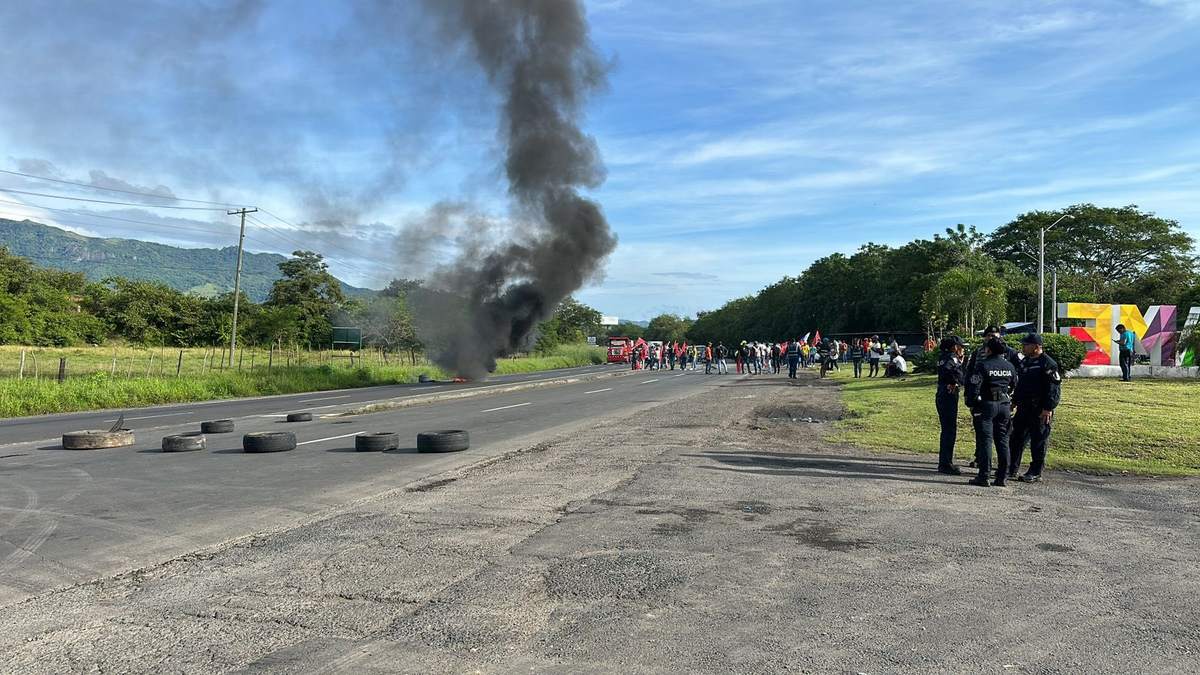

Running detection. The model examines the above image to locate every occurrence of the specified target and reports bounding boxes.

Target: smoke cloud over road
[411,0,617,379]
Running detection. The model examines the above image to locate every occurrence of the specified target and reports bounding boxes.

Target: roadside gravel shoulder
[2,371,1197,673]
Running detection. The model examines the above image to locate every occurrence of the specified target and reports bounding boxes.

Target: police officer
[1009,333,1062,482]
[964,337,1018,487]
[935,335,966,475]
[965,325,1021,468]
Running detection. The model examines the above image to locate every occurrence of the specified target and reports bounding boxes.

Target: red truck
[607,337,632,363]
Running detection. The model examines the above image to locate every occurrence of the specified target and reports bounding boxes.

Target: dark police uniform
[1010,351,1062,478]
[964,341,1021,375]
[964,353,1018,484]
[935,348,964,470]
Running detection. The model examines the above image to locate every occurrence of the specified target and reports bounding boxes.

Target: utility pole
[228,207,258,367]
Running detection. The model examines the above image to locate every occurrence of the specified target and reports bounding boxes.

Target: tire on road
[286,412,313,423]
[162,433,206,453]
[62,429,135,450]
[355,432,400,452]
[243,431,297,453]
[417,429,470,453]
[200,419,235,434]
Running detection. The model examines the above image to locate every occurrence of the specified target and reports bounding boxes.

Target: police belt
[981,389,1010,402]
[1013,397,1043,408]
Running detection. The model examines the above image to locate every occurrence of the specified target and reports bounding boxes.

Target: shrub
[911,349,940,373]
[918,333,1085,374]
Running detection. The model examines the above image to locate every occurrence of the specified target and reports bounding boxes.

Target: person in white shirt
[888,350,908,377]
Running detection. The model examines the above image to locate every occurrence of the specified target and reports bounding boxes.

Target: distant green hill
[0,219,377,302]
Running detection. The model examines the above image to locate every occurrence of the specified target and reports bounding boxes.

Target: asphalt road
[3,370,1195,673]
[0,364,623,447]
[0,364,721,607]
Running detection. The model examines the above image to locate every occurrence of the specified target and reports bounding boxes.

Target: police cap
[983,325,1002,336]
[1020,333,1043,346]
[985,337,1007,354]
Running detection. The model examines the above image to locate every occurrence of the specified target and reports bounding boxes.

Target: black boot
[967,476,990,487]
[937,465,963,475]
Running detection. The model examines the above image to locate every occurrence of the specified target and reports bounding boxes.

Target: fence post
[268,345,274,372]
[58,357,67,384]
[219,347,226,372]
[127,354,133,378]
[238,349,244,373]
[250,352,256,371]
[202,350,208,375]
[19,349,25,379]
[110,350,118,379]
[146,355,153,377]
[176,350,184,377]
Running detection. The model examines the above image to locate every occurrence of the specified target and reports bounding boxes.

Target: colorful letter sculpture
[1057,303,1198,367]
[1184,307,1199,367]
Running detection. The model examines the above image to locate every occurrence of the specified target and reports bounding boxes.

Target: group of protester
[630,335,913,380]
[629,324,1066,489]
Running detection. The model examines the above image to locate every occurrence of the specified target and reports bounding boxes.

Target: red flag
[812,331,821,345]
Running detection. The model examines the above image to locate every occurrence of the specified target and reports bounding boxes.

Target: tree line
[682,204,1199,345]
[5,204,1197,355]
[0,246,608,359]
[0,247,400,351]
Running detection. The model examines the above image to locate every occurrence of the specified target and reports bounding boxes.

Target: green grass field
[829,369,1200,476]
[0,344,607,418]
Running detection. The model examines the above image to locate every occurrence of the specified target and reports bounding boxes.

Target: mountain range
[0,219,376,302]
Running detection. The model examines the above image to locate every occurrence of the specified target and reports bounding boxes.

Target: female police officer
[935,335,966,475]
[964,337,1018,487]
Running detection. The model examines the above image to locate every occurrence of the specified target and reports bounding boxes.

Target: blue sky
[1,0,1198,320]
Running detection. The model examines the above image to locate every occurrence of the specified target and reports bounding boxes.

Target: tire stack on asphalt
[62,429,135,450]
[59,411,471,456]
[162,432,206,453]
[417,430,470,453]
[355,432,400,452]
[243,432,298,453]
[201,419,235,434]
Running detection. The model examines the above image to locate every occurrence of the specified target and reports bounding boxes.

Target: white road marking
[673,373,685,378]
[104,412,192,422]
[297,432,362,447]
[638,379,660,385]
[584,388,612,394]
[299,394,352,404]
[255,414,291,418]
[480,402,532,413]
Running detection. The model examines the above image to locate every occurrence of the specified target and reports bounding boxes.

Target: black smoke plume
[414,0,617,379]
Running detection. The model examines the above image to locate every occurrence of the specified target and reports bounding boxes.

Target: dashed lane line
[480,402,532,413]
[296,432,362,447]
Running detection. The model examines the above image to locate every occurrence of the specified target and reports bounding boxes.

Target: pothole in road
[544,552,683,600]
[1036,542,1075,553]
[755,405,843,424]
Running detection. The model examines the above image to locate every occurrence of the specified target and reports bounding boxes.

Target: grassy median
[828,369,1200,476]
[0,344,607,417]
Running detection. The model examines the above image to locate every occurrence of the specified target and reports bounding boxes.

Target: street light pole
[1038,213,1074,335]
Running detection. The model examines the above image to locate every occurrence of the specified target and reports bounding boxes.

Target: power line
[3,172,396,272]
[0,201,374,279]
[0,187,229,211]
[0,168,250,208]
[0,201,236,237]
[256,207,396,267]
[1,184,384,282]
[246,214,378,279]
